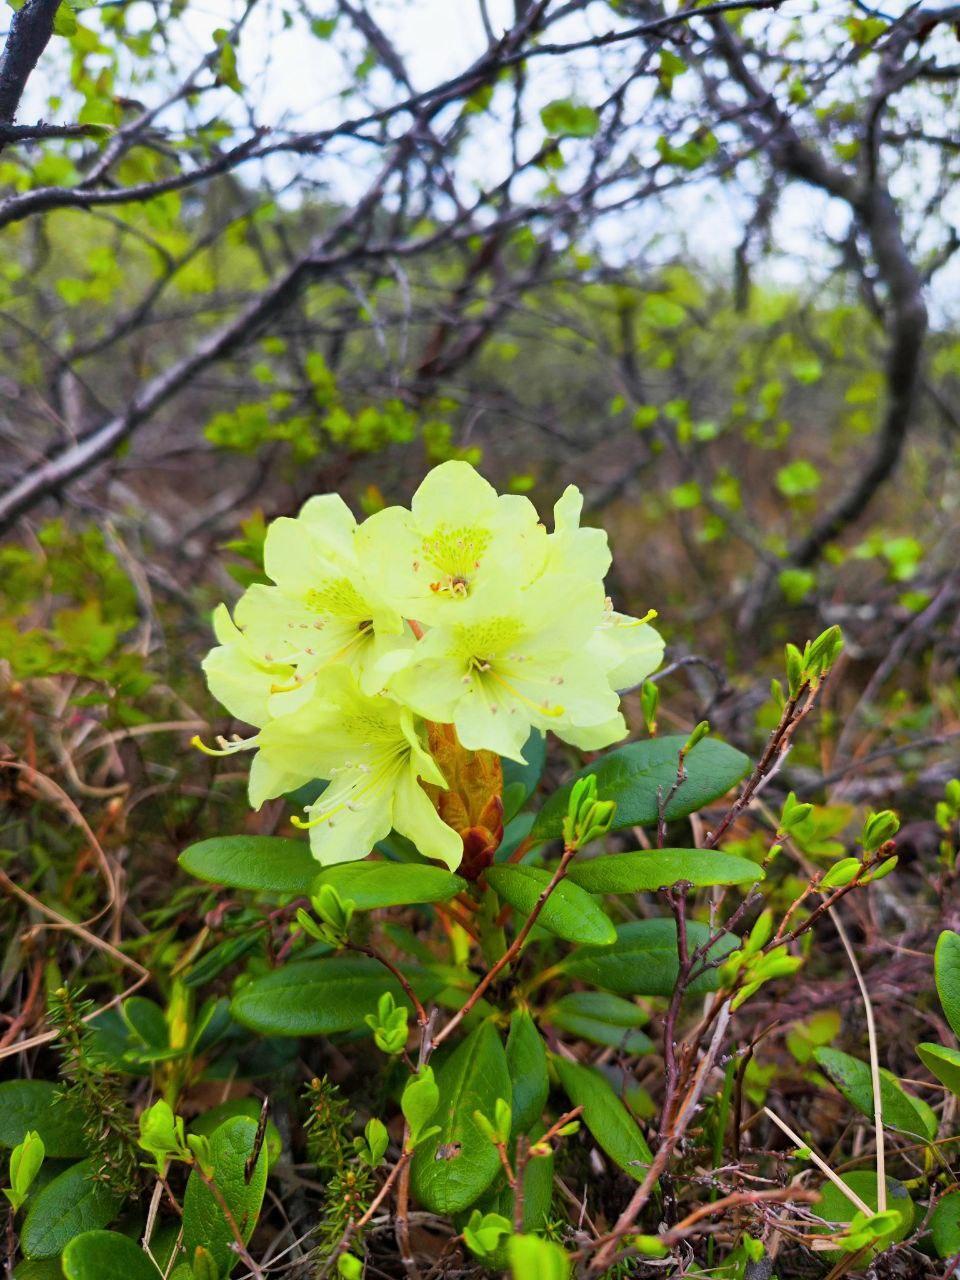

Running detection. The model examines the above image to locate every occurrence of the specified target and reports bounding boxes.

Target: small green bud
[745,909,773,954]
[563,774,616,848]
[191,1247,219,1280]
[784,642,804,696]
[862,855,897,883]
[861,809,899,852]
[770,677,785,710]
[682,720,710,754]
[337,1254,363,1279]
[641,680,659,734]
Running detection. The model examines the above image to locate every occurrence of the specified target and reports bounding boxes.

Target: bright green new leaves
[365,991,409,1054]
[178,835,319,894]
[553,1058,652,1180]
[485,865,616,946]
[410,1021,511,1213]
[934,930,960,1039]
[508,1235,571,1278]
[562,774,616,850]
[62,1231,162,1280]
[463,1210,512,1259]
[137,1100,189,1175]
[567,848,761,893]
[562,919,736,997]
[3,1132,44,1212]
[540,98,600,138]
[0,1081,86,1158]
[813,1048,936,1139]
[531,735,750,842]
[182,1117,268,1277]
[230,956,438,1037]
[816,1173,914,1256]
[21,1161,124,1258]
[402,1068,441,1149]
[311,862,466,911]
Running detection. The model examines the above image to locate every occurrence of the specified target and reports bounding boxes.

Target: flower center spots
[304,577,370,619]
[421,523,492,597]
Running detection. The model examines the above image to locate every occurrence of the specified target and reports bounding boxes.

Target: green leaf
[485,865,616,946]
[813,1048,936,1139]
[62,1231,161,1279]
[561,919,737,997]
[21,1160,124,1258]
[13,1261,66,1279]
[931,1190,960,1258]
[182,1117,268,1277]
[179,835,318,894]
[917,1043,960,1096]
[935,931,960,1040]
[540,98,599,138]
[189,1102,281,1170]
[531,736,750,842]
[410,1021,511,1214]
[402,1068,440,1147]
[0,1081,87,1157]
[231,956,440,1037]
[816,1172,913,1254]
[545,993,653,1054]
[505,1009,549,1135]
[567,848,761,894]
[552,1057,652,1180]
[508,1234,570,1279]
[502,731,546,810]
[311,862,466,911]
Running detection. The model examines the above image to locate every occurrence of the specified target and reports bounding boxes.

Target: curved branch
[0,0,60,136]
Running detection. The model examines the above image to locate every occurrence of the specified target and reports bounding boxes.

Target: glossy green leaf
[552,1057,652,1180]
[0,1081,87,1158]
[918,1043,960,1096]
[13,1261,66,1279]
[63,1231,161,1279]
[505,1009,549,1134]
[567,848,761,894]
[411,1021,512,1214]
[813,1048,936,1138]
[545,993,653,1054]
[931,1189,960,1258]
[21,1160,124,1259]
[935,931,960,1040]
[486,865,616,946]
[531,735,750,842]
[561,919,737,997]
[311,862,466,911]
[189,1101,281,1169]
[179,835,318,894]
[231,956,440,1036]
[182,1117,268,1276]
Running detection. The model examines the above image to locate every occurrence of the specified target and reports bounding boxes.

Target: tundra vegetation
[1,1,959,1278]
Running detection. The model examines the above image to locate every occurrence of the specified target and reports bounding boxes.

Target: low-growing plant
[4,464,958,1279]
